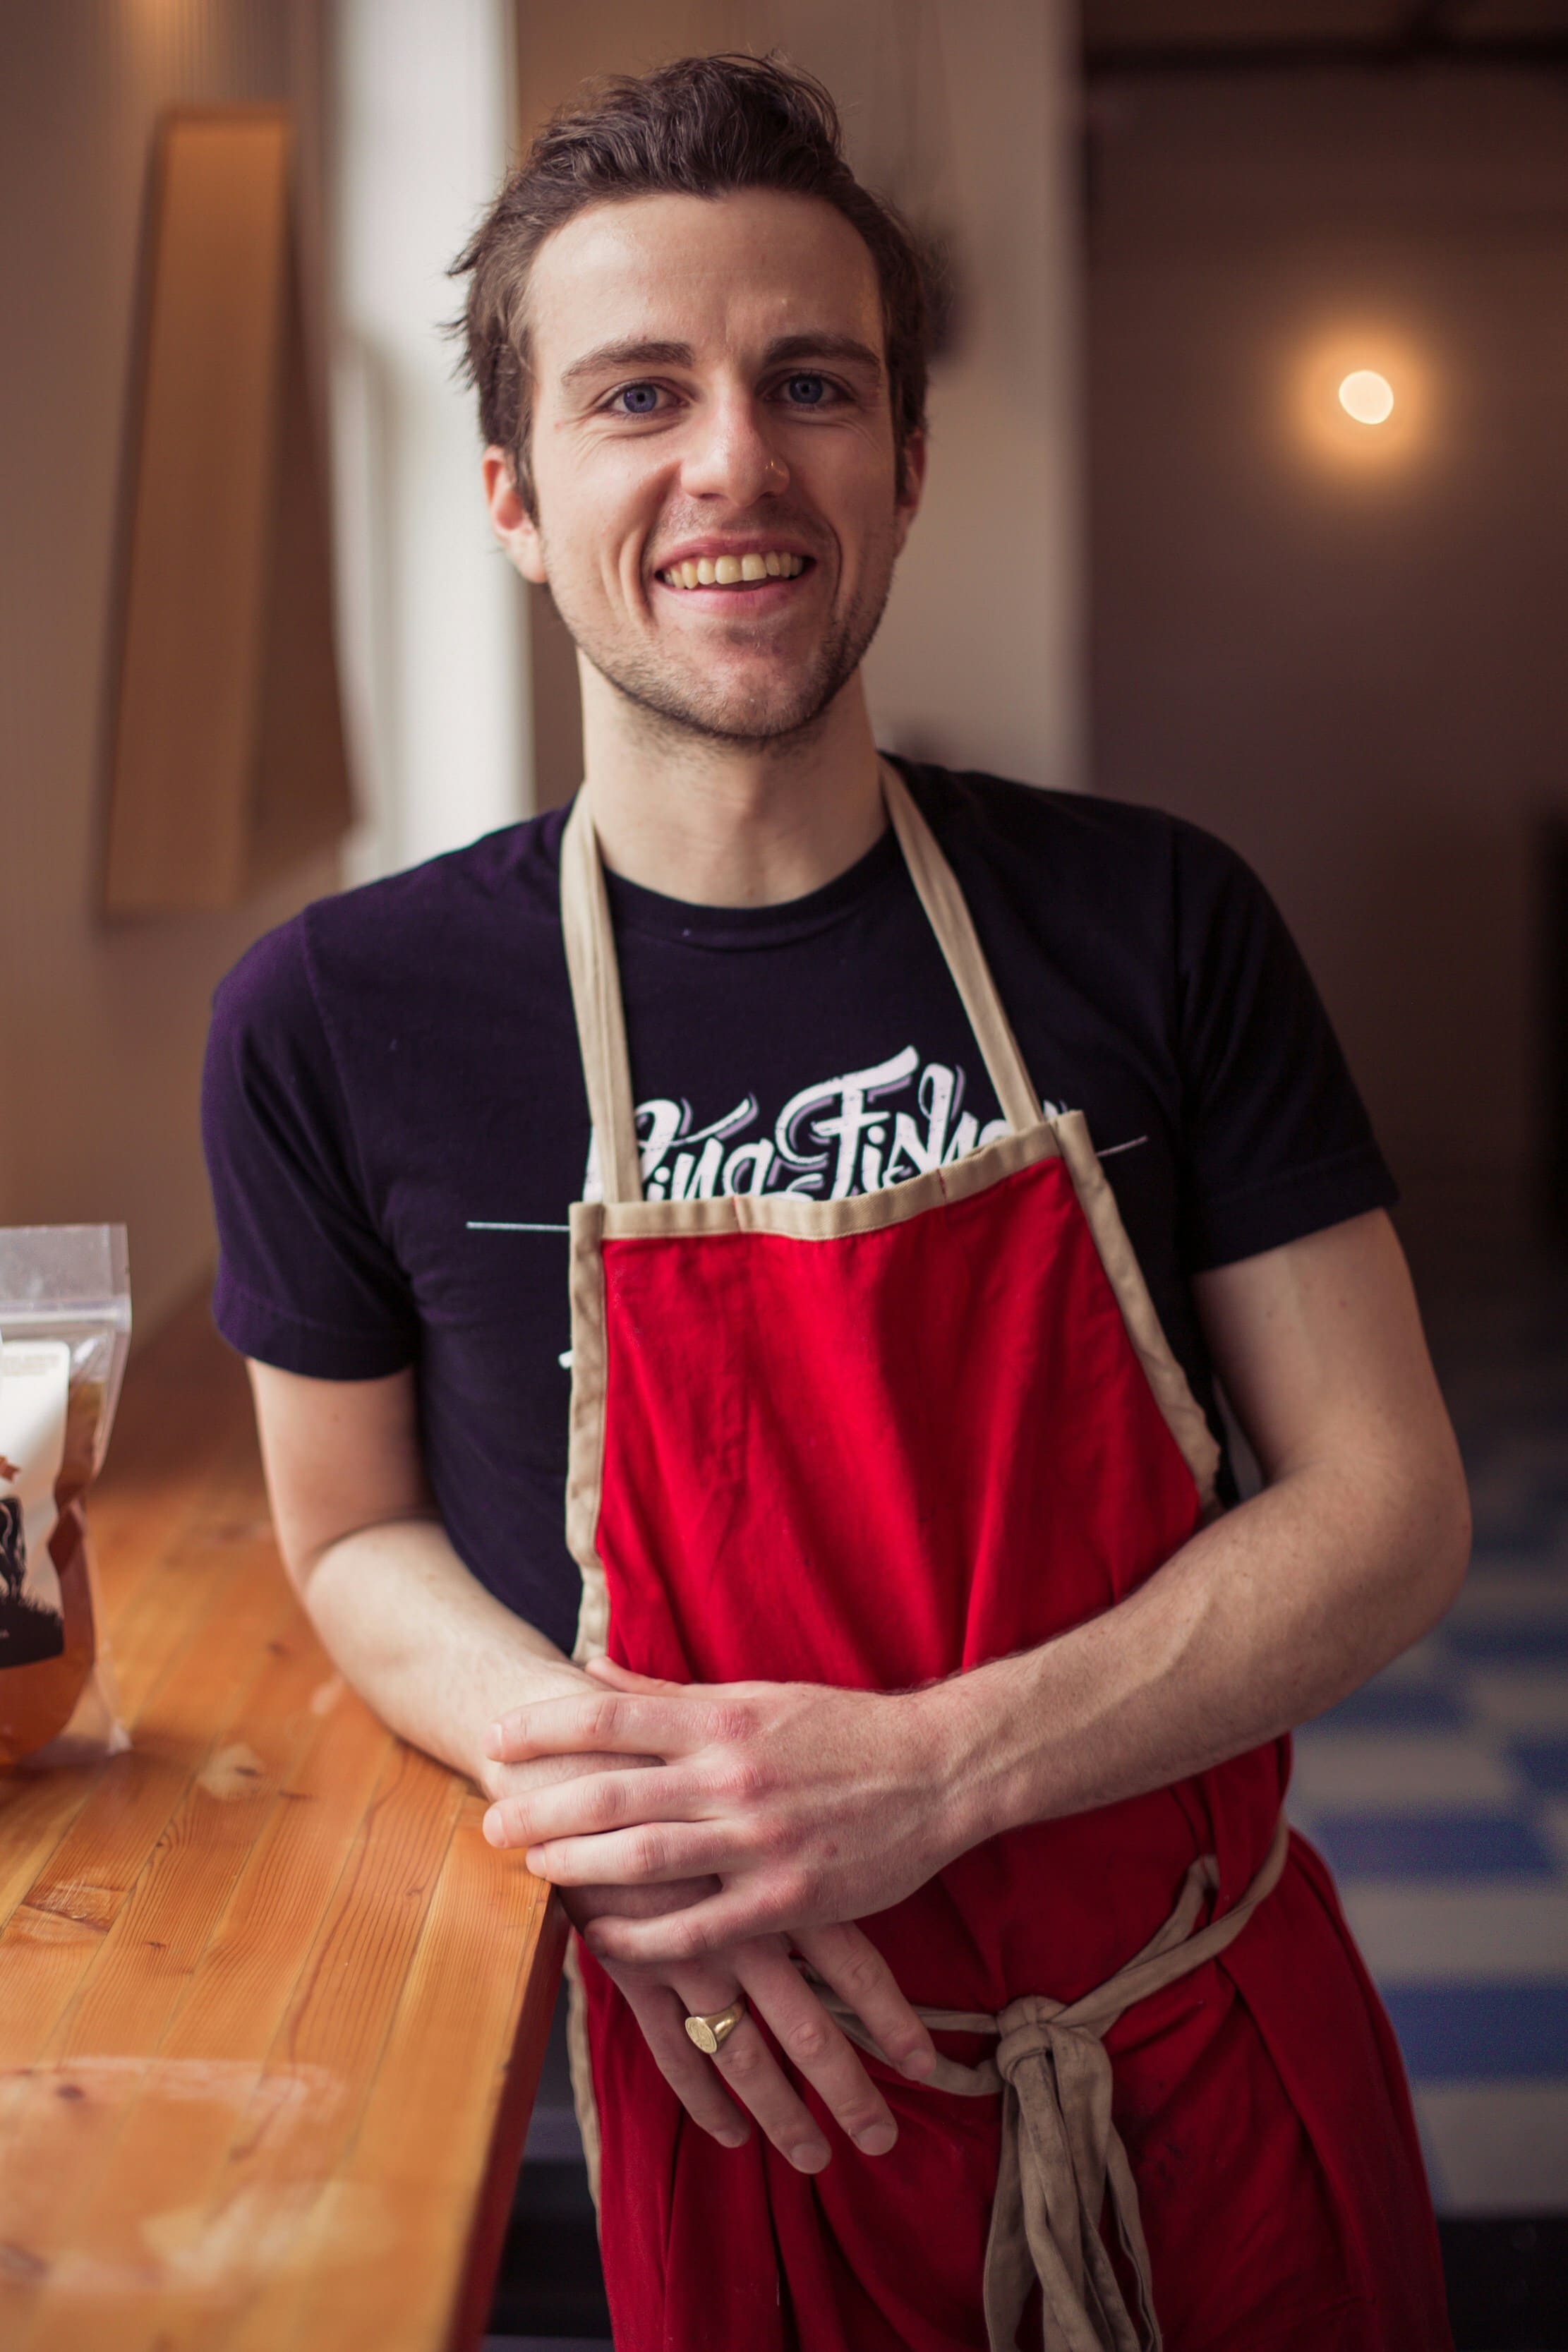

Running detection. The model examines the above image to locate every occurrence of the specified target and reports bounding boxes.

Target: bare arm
[246,1360,581,1791]
[950,1204,1471,1834]
[484,1210,1473,1962]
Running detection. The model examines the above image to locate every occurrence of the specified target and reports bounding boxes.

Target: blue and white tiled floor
[1288,1269,1568,2216]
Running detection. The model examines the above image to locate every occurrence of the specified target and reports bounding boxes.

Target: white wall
[0,0,339,1338]
[330,0,530,876]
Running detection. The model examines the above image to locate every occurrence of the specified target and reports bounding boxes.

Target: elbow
[280,1506,440,1604]
[1399,1439,1473,1644]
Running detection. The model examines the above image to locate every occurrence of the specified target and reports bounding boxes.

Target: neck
[577,663,886,907]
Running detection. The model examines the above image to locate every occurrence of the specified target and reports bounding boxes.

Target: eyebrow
[760,333,883,378]
[558,331,885,391]
[560,338,693,388]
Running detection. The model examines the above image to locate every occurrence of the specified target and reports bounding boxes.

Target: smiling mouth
[657,552,811,590]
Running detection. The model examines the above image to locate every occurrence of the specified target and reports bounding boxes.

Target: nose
[680,383,788,506]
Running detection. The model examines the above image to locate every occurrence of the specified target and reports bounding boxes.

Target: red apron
[557,771,1449,2352]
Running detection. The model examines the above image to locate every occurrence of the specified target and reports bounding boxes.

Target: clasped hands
[481,1658,982,2175]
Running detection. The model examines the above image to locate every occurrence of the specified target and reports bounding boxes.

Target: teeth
[661,552,807,588]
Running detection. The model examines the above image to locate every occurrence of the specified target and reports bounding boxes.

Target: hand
[482,1659,982,1964]
[481,1739,662,1811]
[475,1660,664,1811]
[562,1878,937,2173]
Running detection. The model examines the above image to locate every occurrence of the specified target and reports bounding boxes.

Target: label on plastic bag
[0,1224,131,1762]
[0,1337,70,1664]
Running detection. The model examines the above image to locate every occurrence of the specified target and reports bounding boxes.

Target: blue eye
[784,375,826,406]
[618,384,660,414]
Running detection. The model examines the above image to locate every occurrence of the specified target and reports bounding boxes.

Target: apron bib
[557,768,1449,2352]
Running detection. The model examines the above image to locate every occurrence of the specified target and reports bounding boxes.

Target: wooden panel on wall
[104,108,353,915]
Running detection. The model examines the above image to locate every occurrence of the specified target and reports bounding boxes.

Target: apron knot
[994,1991,1070,2077]
[812,1819,1291,2352]
[984,1996,1158,2352]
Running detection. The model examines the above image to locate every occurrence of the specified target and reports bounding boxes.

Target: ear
[482,445,547,584]
[892,428,927,555]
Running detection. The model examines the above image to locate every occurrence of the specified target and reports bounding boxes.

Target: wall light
[1290,329,1431,478]
[1339,369,1395,425]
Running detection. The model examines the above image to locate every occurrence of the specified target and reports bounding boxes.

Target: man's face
[495,188,924,745]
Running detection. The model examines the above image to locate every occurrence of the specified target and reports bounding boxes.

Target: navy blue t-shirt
[202,761,1395,1655]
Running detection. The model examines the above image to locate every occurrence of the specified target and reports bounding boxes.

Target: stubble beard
[539,525,898,752]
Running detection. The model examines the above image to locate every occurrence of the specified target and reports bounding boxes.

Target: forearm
[298,1514,582,1792]
[943,1439,1470,1847]
[491,1433,1471,1963]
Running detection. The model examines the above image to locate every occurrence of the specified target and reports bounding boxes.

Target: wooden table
[0,1300,567,2351]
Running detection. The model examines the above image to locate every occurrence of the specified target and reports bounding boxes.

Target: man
[204,53,1468,2352]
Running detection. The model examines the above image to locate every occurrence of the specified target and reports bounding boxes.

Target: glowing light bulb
[1339,370,1394,425]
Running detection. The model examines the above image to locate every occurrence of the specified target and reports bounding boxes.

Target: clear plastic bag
[0,1227,132,1764]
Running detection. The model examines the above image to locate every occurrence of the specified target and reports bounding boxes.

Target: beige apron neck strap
[559,764,1043,1202]
[879,761,1042,1135]
[560,789,644,1205]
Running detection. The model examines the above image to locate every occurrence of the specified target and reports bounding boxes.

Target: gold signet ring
[684,1998,746,2054]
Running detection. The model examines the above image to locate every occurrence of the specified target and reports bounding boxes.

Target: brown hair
[450,52,930,514]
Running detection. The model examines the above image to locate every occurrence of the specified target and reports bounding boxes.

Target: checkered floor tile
[1288,1271,1568,2216]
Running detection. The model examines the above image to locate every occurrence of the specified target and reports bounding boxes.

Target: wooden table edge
[447,1888,571,2352]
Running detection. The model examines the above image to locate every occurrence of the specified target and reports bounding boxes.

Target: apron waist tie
[810,1812,1291,2352]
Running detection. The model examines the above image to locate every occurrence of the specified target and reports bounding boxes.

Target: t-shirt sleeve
[1172,822,1397,1270]
[202,919,419,1377]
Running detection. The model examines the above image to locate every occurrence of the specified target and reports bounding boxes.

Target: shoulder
[212,808,569,1041]
[904,758,1241,872]
[210,907,321,1074]
[898,759,1262,945]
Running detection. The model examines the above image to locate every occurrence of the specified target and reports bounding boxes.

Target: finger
[489,1748,663,1797]
[481,1766,698,1855]
[560,1875,720,1929]
[584,1657,688,1695]
[607,1971,751,2149]
[586,1884,786,1966]
[485,1691,706,1766]
[519,1821,735,1882]
[793,1922,936,2082]
[670,1973,830,2174]
[735,1947,900,2157]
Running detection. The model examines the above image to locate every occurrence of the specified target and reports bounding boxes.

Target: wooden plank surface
[0,1298,565,2350]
